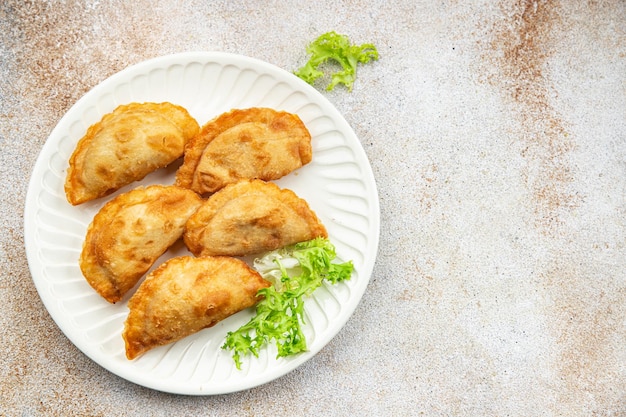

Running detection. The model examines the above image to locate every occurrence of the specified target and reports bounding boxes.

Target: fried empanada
[80,185,203,303]
[65,102,200,205]
[184,179,327,257]
[175,107,312,195]
[123,255,271,360]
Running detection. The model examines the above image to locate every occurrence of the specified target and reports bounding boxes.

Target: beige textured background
[2,0,626,415]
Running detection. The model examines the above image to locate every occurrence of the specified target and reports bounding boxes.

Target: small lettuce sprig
[295,31,379,91]
[222,238,353,369]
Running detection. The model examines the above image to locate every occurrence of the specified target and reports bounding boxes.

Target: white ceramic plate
[23,52,380,395]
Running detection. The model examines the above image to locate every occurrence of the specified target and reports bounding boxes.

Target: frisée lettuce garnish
[294,31,379,91]
[221,237,354,369]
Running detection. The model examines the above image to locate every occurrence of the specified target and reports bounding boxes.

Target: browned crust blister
[184,179,328,257]
[65,102,200,205]
[175,107,312,195]
[122,256,271,360]
[79,185,203,303]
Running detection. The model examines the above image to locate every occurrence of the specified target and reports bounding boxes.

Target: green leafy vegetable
[221,237,354,369]
[294,31,379,91]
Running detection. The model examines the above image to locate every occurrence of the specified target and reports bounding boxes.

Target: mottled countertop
[2,1,626,415]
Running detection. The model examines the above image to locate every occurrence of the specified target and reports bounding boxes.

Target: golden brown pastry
[65,102,200,205]
[184,179,327,257]
[175,107,312,195]
[123,255,271,360]
[79,185,203,303]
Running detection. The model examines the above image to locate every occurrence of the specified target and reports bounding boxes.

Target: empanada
[65,102,200,205]
[80,185,203,303]
[175,107,312,195]
[184,179,327,257]
[123,255,271,360]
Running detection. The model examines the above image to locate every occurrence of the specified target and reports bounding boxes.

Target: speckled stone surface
[2,0,626,415]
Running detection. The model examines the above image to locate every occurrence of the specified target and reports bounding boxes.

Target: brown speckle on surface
[10,1,166,122]
[479,1,626,414]
[483,0,581,237]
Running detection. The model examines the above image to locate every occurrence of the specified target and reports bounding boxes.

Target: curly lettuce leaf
[221,237,354,369]
[295,31,379,91]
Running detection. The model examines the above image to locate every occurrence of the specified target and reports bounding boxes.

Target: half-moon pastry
[183,179,327,257]
[123,255,271,360]
[79,185,203,303]
[65,102,200,205]
[175,107,312,195]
